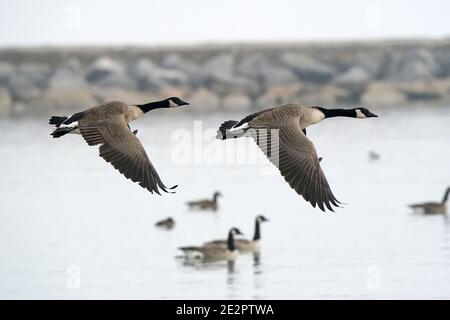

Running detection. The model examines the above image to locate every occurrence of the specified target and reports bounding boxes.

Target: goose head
[315,106,377,119]
[213,191,222,198]
[230,227,244,236]
[354,107,378,119]
[167,97,189,108]
[256,215,269,223]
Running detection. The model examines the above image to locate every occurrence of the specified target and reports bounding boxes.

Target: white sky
[0,0,449,47]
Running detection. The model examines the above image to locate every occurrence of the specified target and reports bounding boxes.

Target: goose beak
[367,111,378,118]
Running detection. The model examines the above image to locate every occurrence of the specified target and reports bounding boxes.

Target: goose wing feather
[179,245,228,257]
[409,202,439,208]
[248,113,341,212]
[78,115,175,195]
[186,199,210,206]
[204,239,250,246]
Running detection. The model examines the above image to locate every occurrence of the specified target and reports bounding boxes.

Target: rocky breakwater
[0,39,449,118]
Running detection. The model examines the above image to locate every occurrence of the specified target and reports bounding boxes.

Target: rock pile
[0,40,449,117]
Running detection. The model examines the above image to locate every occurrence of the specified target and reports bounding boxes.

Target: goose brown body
[186,191,222,211]
[179,227,243,262]
[409,187,450,214]
[155,217,175,229]
[409,203,447,214]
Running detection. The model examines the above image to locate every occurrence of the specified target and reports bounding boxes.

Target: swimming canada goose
[155,217,175,229]
[49,97,189,194]
[204,215,269,253]
[368,150,380,162]
[217,105,378,211]
[179,227,244,262]
[186,191,222,211]
[409,187,450,215]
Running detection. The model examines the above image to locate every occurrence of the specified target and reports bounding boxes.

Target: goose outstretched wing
[78,116,176,195]
[249,118,341,211]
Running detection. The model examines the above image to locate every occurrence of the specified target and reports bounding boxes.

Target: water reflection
[227,261,235,273]
[253,252,261,267]
[443,215,449,228]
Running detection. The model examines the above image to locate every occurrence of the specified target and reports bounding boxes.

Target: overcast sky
[0,0,449,47]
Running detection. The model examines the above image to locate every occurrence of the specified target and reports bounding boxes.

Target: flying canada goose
[179,227,244,262]
[217,105,378,211]
[204,215,269,253]
[409,187,450,215]
[49,97,189,194]
[186,191,222,211]
[155,217,175,229]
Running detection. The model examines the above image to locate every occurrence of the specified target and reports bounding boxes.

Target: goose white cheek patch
[311,109,325,123]
[356,109,367,118]
[229,123,249,132]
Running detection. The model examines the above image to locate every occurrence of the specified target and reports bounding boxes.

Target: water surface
[0,105,449,299]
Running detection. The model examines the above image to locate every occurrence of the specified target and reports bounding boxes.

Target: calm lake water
[0,105,450,299]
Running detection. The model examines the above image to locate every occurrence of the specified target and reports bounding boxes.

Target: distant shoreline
[1,39,450,118]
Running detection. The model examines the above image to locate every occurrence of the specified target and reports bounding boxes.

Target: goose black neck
[137,100,168,113]
[213,194,220,203]
[443,188,450,203]
[227,231,236,251]
[253,219,261,241]
[317,108,356,119]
